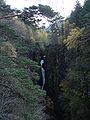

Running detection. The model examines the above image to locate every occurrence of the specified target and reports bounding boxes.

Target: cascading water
[40,56,46,89]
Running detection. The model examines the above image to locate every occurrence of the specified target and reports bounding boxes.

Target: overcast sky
[6,0,85,17]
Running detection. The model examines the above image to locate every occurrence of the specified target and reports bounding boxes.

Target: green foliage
[1,41,17,58]
[0,0,90,120]
[0,22,17,39]
[38,4,57,18]
[47,14,64,44]
[69,0,90,28]
[82,0,90,15]
[45,1,90,120]
[35,29,47,42]
[0,53,46,119]
[0,0,12,16]
[69,0,82,27]
[61,8,90,119]
[0,8,46,119]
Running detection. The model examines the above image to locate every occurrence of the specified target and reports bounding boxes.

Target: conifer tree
[69,0,82,27]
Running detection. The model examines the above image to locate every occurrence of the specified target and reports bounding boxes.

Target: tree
[0,0,12,15]
[69,0,82,27]
[82,0,90,15]
[81,0,90,27]
[64,27,84,49]
[63,20,70,39]
[19,4,57,28]
[47,13,63,44]
[45,44,67,120]
[38,4,57,18]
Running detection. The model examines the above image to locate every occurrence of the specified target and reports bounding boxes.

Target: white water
[40,59,45,89]
[41,67,45,89]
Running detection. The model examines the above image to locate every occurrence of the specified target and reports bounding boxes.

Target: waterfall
[40,57,46,89]
[41,67,45,89]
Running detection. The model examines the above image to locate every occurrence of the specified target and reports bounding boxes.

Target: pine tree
[69,0,82,27]
[82,0,90,15]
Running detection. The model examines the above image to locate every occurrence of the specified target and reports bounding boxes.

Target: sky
[6,0,85,17]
